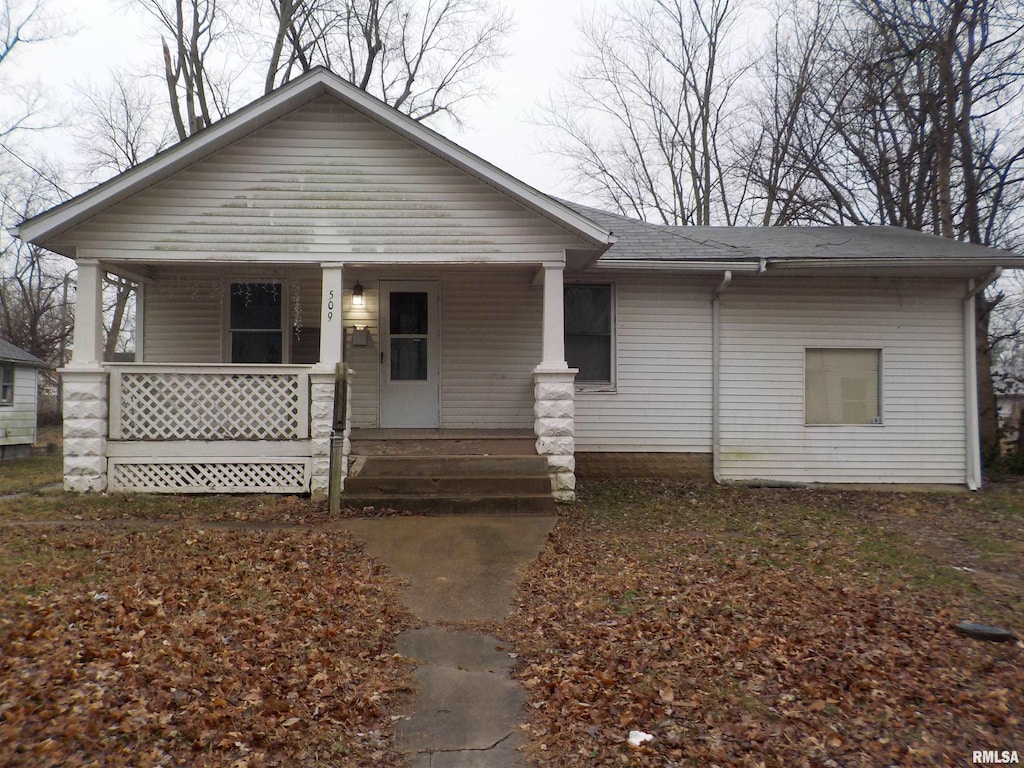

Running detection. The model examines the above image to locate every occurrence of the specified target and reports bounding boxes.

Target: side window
[229,282,283,364]
[0,365,13,406]
[564,284,613,384]
[805,348,882,425]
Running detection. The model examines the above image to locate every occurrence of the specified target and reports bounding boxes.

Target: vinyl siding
[575,275,713,451]
[142,266,322,363]
[61,96,587,261]
[140,266,541,430]
[718,279,967,484]
[0,366,39,446]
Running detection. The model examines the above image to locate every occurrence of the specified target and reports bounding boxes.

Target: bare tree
[73,71,176,179]
[0,169,73,365]
[0,0,63,139]
[136,0,235,139]
[264,0,513,123]
[541,0,750,225]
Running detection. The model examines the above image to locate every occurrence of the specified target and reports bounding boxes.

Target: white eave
[12,67,615,254]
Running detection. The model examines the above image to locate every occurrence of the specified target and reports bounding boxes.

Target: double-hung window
[0,365,13,406]
[229,282,283,364]
[564,284,613,386]
[805,348,882,425]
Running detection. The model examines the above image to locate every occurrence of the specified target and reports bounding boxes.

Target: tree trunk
[977,295,1001,468]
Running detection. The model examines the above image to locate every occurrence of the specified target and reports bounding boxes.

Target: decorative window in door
[390,291,429,380]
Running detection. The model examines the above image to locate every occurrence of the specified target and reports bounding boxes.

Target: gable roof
[561,200,1024,275]
[13,68,615,255]
[0,339,47,367]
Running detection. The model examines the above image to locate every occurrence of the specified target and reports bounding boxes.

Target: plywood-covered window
[805,348,881,425]
[229,282,283,364]
[565,284,613,384]
[0,365,13,406]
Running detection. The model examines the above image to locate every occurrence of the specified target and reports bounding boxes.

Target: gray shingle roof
[0,339,47,367]
[560,199,1021,265]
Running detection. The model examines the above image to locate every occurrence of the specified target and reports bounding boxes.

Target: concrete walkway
[340,514,556,768]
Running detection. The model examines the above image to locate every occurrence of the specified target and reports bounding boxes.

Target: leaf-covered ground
[507,481,1024,767]
[0,525,415,767]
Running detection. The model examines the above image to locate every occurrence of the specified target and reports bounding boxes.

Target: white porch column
[534,262,577,501]
[539,263,568,370]
[71,258,104,366]
[310,262,346,499]
[62,258,108,491]
[318,263,345,367]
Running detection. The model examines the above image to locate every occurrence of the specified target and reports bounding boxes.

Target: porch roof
[12,69,616,258]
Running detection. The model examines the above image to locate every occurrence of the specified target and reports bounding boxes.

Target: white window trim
[0,364,14,406]
[803,346,885,427]
[222,279,290,364]
[565,281,617,393]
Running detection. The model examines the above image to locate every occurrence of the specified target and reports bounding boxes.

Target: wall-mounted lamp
[352,281,364,307]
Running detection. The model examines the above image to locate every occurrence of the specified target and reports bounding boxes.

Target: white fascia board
[17,68,615,252]
[765,256,1024,272]
[591,259,763,273]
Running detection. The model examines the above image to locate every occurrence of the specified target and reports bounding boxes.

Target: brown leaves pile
[0,526,414,767]
[508,483,1024,767]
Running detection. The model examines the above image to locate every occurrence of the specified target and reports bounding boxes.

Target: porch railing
[108,364,311,441]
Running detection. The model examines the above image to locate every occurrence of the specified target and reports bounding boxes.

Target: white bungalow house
[10,68,1023,499]
[0,339,47,461]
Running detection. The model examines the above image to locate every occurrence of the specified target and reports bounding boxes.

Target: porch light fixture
[352,282,364,307]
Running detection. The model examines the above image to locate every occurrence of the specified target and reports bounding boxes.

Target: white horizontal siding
[1,366,38,445]
[62,96,587,260]
[718,279,967,484]
[575,276,714,451]
[440,269,540,428]
[142,265,322,363]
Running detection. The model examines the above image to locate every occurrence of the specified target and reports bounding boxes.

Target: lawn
[1,479,1022,767]
[507,481,1024,767]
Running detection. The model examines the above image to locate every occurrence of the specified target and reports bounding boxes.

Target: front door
[379,281,440,427]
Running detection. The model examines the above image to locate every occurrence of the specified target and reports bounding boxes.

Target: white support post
[71,258,104,367]
[318,263,344,368]
[533,261,576,500]
[311,262,345,499]
[538,263,568,371]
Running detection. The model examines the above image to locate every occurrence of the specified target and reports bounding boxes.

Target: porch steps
[340,429,556,515]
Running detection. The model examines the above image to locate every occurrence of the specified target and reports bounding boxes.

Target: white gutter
[963,267,1002,490]
[592,260,763,273]
[712,270,733,483]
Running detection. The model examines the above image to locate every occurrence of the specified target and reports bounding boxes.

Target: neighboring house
[0,339,47,461]
[992,366,1024,453]
[10,67,1024,497]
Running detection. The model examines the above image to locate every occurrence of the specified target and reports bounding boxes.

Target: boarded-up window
[0,365,13,406]
[805,348,881,425]
[564,284,612,383]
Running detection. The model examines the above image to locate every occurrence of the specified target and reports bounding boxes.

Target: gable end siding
[59,96,588,261]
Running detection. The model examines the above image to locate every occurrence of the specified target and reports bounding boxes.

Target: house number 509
[327,290,335,321]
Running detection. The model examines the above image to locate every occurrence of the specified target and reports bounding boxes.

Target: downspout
[712,270,733,483]
[964,268,1002,491]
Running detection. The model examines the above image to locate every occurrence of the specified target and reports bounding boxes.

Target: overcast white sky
[6,0,593,197]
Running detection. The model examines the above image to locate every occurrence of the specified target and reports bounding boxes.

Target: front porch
[60,260,579,501]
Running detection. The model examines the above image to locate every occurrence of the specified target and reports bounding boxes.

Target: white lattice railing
[108,365,311,441]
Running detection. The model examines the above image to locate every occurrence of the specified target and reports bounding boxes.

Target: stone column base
[60,368,109,493]
[533,368,577,502]
[309,366,353,500]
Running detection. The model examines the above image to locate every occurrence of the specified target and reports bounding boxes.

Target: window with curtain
[805,348,881,425]
[564,284,612,384]
[229,282,283,364]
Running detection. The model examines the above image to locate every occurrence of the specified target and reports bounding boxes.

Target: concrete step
[343,474,552,496]
[338,494,557,515]
[351,455,549,478]
[350,437,538,457]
